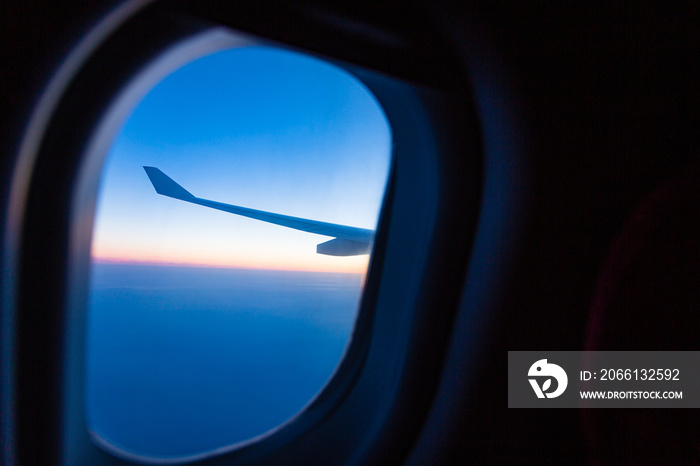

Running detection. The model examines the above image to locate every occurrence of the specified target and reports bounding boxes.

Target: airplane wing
[143,166,374,256]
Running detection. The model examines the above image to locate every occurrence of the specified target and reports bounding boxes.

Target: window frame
[1,2,481,464]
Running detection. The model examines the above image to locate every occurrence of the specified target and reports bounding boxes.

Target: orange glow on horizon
[91,226,373,274]
[91,251,370,274]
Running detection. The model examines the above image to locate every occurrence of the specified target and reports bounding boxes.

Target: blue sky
[91,46,392,272]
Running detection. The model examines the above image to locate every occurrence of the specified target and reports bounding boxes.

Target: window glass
[87,46,391,459]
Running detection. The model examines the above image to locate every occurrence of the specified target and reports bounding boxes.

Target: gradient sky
[91,46,392,273]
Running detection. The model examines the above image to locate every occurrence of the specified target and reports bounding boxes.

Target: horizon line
[91,256,367,275]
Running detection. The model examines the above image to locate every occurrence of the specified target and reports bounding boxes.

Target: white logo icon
[528,359,568,398]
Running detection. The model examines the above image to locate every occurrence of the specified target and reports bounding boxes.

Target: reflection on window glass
[87,45,391,459]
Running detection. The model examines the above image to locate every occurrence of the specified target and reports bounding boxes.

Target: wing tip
[143,166,195,200]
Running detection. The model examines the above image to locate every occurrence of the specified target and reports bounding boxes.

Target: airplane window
[86,45,391,460]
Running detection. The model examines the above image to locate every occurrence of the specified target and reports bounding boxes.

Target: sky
[91,46,392,273]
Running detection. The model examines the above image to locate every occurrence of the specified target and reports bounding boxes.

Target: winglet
[143,166,195,200]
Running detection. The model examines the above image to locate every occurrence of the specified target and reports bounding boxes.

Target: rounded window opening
[86,41,391,460]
